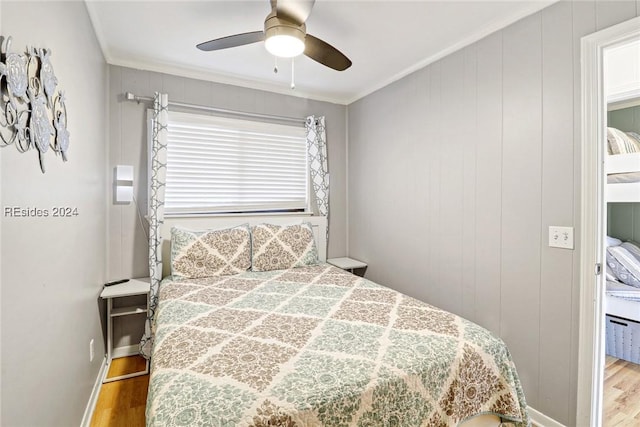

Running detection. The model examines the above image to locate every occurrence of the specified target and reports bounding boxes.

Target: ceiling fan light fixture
[197,1,352,71]
[264,26,305,58]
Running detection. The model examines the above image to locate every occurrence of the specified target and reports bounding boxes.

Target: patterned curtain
[305,116,329,248]
[140,93,168,358]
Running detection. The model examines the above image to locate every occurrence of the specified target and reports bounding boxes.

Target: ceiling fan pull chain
[274,57,278,74]
[291,58,295,90]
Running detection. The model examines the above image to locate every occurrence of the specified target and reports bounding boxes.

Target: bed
[605,238,640,321]
[604,238,640,363]
[605,127,640,202]
[145,215,530,427]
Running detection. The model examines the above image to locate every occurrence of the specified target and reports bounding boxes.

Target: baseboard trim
[528,406,566,427]
[113,344,140,359]
[80,356,108,427]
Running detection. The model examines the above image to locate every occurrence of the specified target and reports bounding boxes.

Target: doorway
[578,15,640,427]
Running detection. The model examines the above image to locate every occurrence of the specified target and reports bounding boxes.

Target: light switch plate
[549,226,574,249]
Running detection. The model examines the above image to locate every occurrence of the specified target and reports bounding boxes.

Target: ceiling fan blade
[275,0,315,25]
[197,31,265,51]
[304,34,352,71]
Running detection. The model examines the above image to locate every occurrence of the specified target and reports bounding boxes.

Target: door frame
[577,15,640,427]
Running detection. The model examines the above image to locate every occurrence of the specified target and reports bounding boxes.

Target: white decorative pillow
[171,224,251,279]
[607,127,640,155]
[251,222,319,272]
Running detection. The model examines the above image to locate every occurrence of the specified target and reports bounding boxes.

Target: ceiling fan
[196,0,352,71]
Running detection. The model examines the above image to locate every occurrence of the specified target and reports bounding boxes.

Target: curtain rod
[124,92,306,126]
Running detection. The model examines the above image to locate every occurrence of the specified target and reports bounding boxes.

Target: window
[163,111,308,215]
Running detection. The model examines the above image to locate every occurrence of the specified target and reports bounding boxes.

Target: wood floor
[90,355,640,426]
[604,355,640,426]
[90,356,149,427]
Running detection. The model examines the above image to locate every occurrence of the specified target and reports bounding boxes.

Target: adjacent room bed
[604,237,640,364]
[605,126,640,363]
[145,215,530,427]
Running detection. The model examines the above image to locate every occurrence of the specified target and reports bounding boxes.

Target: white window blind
[164,111,308,215]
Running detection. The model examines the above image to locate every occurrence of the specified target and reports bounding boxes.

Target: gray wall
[0,2,107,426]
[608,203,640,241]
[347,1,639,425]
[107,65,347,280]
[608,105,640,237]
[608,104,640,133]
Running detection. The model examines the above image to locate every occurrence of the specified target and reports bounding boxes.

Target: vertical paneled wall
[108,66,347,282]
[500,13,543,401]
[539,3,576,416]
[608,203,640,241]
[608,105,640,133]
[347,1,639,425]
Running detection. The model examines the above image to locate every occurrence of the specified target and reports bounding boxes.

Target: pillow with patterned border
[171,224,251,279]
[621,241,640,262]
[251,222,319,272]
[606,245,640,288]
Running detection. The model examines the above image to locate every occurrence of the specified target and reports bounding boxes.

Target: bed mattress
[607,172,640,184]
[606,280,640,322]
[146,264,529,427]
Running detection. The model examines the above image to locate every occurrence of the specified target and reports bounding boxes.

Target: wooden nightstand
[327,257,368,276]
[100,277,150,382]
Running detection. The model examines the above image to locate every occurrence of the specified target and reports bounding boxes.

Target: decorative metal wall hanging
[0,36,69,173]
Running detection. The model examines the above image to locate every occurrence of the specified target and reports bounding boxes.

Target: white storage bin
[606,315,640,364]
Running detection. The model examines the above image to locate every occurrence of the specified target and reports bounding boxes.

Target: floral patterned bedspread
[146,264,529,427]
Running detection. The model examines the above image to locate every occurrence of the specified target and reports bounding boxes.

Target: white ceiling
[86,0,555,105]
